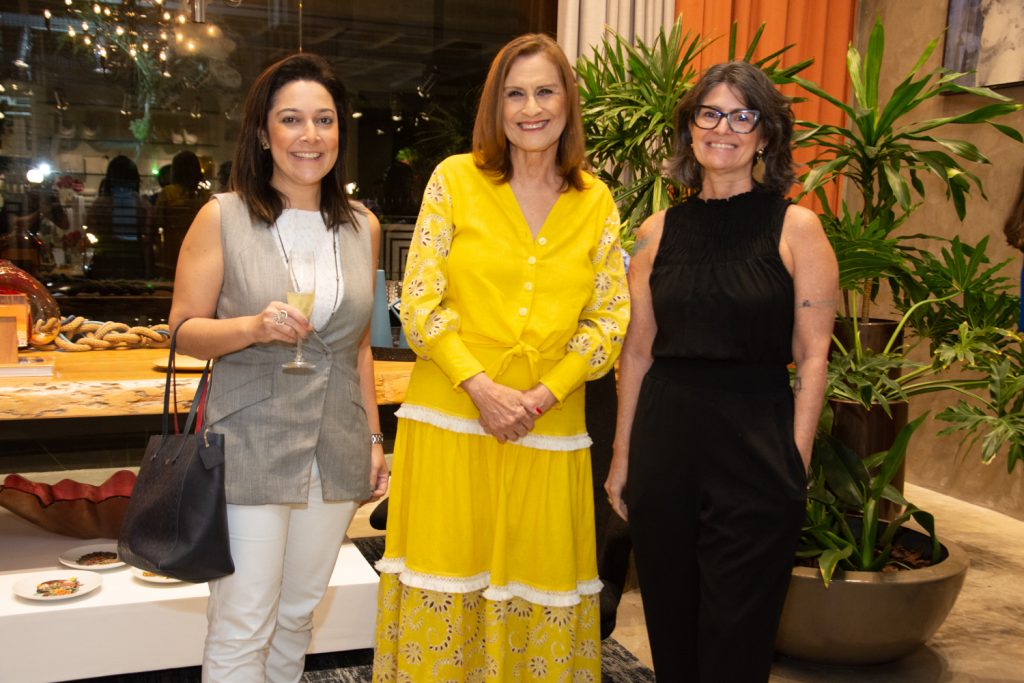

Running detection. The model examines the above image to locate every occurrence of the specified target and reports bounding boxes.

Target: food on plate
[36,577,81,597]
[76,551,119,566]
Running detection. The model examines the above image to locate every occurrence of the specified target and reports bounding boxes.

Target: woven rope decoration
[32,316,170,351]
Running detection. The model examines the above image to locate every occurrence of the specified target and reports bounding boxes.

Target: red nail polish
[535,407,543,415]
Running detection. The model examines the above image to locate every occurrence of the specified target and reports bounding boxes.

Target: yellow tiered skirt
[372,419,601,682]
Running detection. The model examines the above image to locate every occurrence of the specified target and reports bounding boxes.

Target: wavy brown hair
[666,61,796,195]
[472,33,586,192]
[232,52,361,230]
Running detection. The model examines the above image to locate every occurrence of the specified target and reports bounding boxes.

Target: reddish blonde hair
[472,33,586,191]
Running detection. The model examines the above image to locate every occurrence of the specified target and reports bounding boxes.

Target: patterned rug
[75,537,654,683]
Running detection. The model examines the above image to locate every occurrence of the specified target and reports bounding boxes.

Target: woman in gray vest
[168,53,389,682]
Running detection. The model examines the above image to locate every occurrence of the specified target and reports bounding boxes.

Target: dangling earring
[753,148,766,182]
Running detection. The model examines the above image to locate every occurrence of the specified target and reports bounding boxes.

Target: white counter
[0,510,379,682]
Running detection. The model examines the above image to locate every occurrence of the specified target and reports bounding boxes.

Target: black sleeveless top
[649,187,794,366]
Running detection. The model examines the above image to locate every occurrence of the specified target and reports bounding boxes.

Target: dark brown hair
[101,155,140,195]
[232,52,360,230]
[666,61,796,195]
[170,150,204,196]
[472,33,586,192]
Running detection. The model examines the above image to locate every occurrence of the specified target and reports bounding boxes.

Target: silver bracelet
[370,432,384,445]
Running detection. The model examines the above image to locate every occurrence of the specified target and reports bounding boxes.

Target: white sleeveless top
[272,208,344,330]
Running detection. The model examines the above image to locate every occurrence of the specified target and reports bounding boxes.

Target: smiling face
[501,52,567,163]
[264,79,339,202]
[689,83,764,183]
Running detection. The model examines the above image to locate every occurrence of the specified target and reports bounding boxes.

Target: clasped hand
[461,373,555,444]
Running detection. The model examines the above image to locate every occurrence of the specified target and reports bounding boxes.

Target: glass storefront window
[0,0,555,318]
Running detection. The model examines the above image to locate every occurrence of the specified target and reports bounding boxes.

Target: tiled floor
[607,483,1024,681]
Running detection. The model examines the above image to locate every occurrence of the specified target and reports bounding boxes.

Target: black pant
[626,361,806,682]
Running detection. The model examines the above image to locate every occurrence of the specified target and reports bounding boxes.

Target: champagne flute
[282,248,316,371]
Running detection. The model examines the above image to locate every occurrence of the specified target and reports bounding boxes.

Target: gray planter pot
[776,536,969,665]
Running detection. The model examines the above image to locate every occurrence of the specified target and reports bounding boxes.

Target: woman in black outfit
[605,61,837,681]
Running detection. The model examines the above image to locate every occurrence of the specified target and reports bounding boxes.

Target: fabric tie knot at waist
[487,341,543,384]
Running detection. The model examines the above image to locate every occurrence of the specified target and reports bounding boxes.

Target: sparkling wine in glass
[282,248,316,371]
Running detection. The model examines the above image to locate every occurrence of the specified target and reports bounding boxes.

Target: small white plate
[153,354,207,372]
[14,570,102,601]
[131,567,181,584]
[58,543,124,571]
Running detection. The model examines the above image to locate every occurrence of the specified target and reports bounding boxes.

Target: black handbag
[118,326,234,582]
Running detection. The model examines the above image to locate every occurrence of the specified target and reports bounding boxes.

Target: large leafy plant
[790,18,1023,325]
[782,18,1024,473]
[937,352,1024,471]
[895,236,1020,350]
[825,290,1024,472]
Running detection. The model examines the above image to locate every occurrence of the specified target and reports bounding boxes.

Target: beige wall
[855,0,1024,519]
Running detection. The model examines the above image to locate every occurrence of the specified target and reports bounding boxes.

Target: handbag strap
[161,320,213,437]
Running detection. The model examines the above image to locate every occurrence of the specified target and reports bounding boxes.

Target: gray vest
[206,193,373,504]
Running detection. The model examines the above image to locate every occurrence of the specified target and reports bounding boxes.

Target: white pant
[202,462,358,683]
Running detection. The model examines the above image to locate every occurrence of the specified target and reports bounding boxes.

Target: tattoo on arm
[798,298,837,310]
[631,236,650,257]
[793,375,803,393]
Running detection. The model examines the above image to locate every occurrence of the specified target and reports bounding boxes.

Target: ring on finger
[273,310,288,325]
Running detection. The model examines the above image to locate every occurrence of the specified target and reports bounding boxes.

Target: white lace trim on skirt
[375,557,602,608]
[396,403,593,451]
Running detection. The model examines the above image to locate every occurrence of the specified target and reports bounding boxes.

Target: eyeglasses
[692,105,762,134]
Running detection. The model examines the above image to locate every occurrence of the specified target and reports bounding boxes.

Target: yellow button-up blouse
[397,154,629,449]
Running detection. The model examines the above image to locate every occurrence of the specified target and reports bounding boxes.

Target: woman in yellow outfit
[372,34,630,682]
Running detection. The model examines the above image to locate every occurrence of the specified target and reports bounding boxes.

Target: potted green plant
[791,18,1022,330]
[786,18,1023,472]
[776,414,970,664]
[774,19,1022,665]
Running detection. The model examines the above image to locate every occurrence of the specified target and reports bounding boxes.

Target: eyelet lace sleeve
[399,166,485,387]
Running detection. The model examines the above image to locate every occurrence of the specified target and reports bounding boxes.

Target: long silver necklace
[274,219,341,318]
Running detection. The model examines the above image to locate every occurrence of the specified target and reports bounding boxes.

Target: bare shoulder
[171,198,224,318]
[363,207,381,235]
[778,203,836,283]
[181,198,223,250]
[632,210,667,262]
[782,203,833,260]
[196,196,223,222]
[782,203,824,239]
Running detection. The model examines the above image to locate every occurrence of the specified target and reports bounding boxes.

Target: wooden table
[0,351,408,680]
[0,349,412,421]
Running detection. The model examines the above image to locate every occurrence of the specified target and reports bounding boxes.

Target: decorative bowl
[0,470,136,539]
